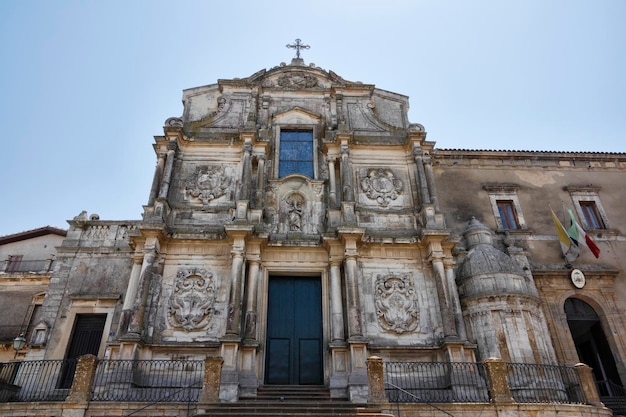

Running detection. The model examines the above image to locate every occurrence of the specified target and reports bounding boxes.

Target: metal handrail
[123,381,203,417]
[385,381,455,417]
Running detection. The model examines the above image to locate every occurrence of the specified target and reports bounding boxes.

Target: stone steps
[197,386,393,417]
[198,403,385,417]
[255,385,334,401]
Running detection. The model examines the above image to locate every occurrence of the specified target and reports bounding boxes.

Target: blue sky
[1,0,624,236]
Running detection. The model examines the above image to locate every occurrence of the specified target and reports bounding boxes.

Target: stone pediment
[273,107,320,125]
[247,63,349,90]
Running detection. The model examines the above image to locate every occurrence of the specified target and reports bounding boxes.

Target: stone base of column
[329,342,350,399]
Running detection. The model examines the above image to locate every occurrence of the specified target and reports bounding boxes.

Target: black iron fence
[0,359,70,402]
[385,361,489,403]
[506,362,584,404]
[91,359,204,402]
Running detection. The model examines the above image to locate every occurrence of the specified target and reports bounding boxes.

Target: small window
[496,200,519,229]
[580,201,605,229]
[484,184,526,230]
[566,186,609,230]
[279,130,313,177]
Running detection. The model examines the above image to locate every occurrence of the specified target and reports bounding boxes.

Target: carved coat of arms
[168,268,217,331]
[185,166,231,204]
[361,168,403,207]
[375,274,419,334]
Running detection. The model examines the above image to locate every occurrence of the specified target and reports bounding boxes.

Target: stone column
[128,248,156,335]
[574,363,603,406]
[148,152,166,205]
[65,354,98,404]
[243,258,260,340]
[197,357,224,403]
[255,155,265,208]
[327,156,338,209]
[118,256,142,335]
[431,255,457,338]
[330,261,345,341]
[444,259,466,340]
[226,251,245,335]
[423,154,440,212]
[413,148,430,206]
[366,356,387,403]
[340,143,354,202]
[345,255,362,338]
[483,357,514,404]
[240,141,253,200]
[157,142,177,200]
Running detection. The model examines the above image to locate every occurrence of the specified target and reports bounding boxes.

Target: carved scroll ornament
[375,274,419,334]
[168,268,217,331]
[361,168,403,207]
[185,166,231,204]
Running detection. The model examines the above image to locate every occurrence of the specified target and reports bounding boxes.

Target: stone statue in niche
[361,168,403,207]
[185,166,231,204]
[375,274,419,334]
[286,193,305,231]
[168,268,217,331]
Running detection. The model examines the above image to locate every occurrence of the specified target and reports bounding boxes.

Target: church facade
[4,56,626,416]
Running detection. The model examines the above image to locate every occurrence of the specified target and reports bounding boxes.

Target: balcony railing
[0,357,602,407]
[91,359,204,402]
[506,362,585,404]
[385,361,489,403]
[0,359,70,402]
[1,259,55,273]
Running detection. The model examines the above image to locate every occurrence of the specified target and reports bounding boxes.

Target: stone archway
[565,297,623,396]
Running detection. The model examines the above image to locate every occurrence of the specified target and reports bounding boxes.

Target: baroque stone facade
[6,58,626,416]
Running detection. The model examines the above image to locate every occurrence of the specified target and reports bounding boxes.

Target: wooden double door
[265,276,323,385]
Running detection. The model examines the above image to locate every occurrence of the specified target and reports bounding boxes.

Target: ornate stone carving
[165,117,183,127]
[361,168,403,207]
[286,193,305,231]
[217,96,226,113]
[185,166,231,204]
[277,72,318,89]
[375,274,419,334]
[168,268,217,331]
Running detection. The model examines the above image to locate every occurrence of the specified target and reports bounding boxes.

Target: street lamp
[12,333,27,358]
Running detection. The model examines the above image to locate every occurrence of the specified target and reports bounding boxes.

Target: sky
[0,0,624,236]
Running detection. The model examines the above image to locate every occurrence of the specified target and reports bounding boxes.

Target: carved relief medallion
[375,274,419,334]
[185,166,231,204]
[168,268,217,331]
[361,168,403,207]
[276,72,318,89]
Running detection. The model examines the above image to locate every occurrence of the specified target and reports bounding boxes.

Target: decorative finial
[286,38,310,59]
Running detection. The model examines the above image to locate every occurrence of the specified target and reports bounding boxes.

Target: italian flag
[567,209,601,258]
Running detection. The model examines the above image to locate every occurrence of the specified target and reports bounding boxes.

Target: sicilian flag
[550,208,579,262]
[567,209,601,258]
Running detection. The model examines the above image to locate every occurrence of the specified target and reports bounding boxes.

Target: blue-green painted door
[266,276,323,385]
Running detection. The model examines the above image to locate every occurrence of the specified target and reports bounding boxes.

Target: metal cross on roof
[286,38,310,59]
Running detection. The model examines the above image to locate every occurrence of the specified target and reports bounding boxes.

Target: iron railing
[2,259,55,273]
[0,359,71,402]
[596,379,626,397]
[91,359,204,402]
[506,362,584,404]
[385,361,489,403]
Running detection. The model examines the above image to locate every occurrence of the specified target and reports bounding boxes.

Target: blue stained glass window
[279,131,314,177]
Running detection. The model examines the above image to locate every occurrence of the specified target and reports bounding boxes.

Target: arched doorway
[565,298,623,396]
